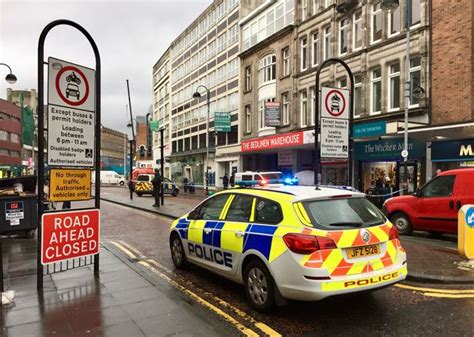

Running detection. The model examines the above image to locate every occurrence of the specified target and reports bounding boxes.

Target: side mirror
[187,210,199,220]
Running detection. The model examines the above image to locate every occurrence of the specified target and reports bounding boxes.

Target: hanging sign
[47,57,96,167]
[320,87,350,159]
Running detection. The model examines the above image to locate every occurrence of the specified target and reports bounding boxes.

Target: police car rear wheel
[244,260,275,312]
[170,234,186,268]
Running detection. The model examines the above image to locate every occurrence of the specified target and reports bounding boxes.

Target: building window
[282,92,290,125]
[411,0,421,26]
[301,0,308,21]
[371,2,382,43]
[312,32,319,67]
[245,105,252,133]
[410,56,421,106]
[217,33,227,53]
[0,149,9,156]
[324,0,332,8]
[339,19,348,56]
[0,130,8,141]
[312,0,319,15]
[229,23,238,45]
[354,75,362,118]
[10,133,20,144]
[389,63,400,110]
[208,40,216,58]
[259,54,276,85]
[245,66,252,91]
[300,37,308,71]
[353,10,363,51]
[371,68,382,114]
[389,5,401,36]
[282,47,290,76]
[338,77,347,89]
[300,91,308,127]
[10,151,20,157]
[323,26,331,60]
[310,87,316,126]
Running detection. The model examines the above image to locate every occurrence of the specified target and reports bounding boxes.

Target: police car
[135,174,179,197]
[169,183,407,312]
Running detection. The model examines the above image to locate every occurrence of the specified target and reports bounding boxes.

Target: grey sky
[0,0,210,136]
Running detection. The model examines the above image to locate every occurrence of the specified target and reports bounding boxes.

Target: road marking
[395,284,474,294]
[111,240,282,337]
[421,292,474,299]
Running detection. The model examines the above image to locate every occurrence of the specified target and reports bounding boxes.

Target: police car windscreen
[137,175,149,182]
[303,197,385,230]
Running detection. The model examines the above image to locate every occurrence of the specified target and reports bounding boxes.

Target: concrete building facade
[0,99,23,177]
[100,126,128,175]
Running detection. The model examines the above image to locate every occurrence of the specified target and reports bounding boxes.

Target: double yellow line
[110,240,281,337]
[395,284,474,298]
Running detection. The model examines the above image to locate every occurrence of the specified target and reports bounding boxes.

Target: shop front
[431,138,474,171]
[354,138,426,197]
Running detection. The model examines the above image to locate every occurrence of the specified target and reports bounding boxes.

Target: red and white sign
[241,130,314,152]
[321,87,349,119]
[41,209,100,265]
[48,57,95,111]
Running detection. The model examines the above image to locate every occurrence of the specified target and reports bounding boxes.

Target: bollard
[457,205,474,269]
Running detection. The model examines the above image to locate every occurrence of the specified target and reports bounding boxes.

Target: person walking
[221,173,229,190]
[229,173,235,187]
[151,168,162,207]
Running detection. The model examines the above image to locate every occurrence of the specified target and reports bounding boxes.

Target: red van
[383,168,474,235]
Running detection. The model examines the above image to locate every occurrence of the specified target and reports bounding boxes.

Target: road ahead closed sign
[41,209,100,265]
[47,57,95,167]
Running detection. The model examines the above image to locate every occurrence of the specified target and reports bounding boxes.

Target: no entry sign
[321,87,349,119]
[41,209,100,265]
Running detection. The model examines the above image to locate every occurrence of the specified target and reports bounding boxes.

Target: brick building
[0,99,22,177]
[135,115,154,168]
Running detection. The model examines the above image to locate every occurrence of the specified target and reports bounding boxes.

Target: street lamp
[382,0,412,194]
[126,80,135,200]
[192,84,210,195]
[0,63,17,84]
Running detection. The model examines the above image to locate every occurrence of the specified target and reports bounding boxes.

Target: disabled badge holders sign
[458,205,474,259]
[47,57,95,167]
[320,87,349,159]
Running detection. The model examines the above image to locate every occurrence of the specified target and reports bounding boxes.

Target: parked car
[383,168,474,235]
[134,174,179,197]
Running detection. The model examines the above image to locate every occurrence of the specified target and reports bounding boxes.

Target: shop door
[397,162,418,194]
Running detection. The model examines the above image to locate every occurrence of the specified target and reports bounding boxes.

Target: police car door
[218,193,255,276]
[187,194,231,270]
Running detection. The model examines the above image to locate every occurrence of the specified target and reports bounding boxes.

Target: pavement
[100,186,474,285]
[0,238,236,337]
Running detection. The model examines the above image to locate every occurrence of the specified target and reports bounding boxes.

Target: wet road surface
[100,201,474,337]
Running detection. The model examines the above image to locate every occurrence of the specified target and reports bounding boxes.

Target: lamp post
[126,80,135,200]
[0,63,17,84]
[382,0,411,194]
[192,85,210,195]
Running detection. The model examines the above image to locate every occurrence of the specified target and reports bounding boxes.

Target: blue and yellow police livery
[169,185,407,312]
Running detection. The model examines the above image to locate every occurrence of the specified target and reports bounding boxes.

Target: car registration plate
[346,244,380,259]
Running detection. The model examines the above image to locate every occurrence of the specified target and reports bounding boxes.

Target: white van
[234,171,282,185]
[91,170,125,185]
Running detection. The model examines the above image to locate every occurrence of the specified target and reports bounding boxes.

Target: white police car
[169,184,407,312]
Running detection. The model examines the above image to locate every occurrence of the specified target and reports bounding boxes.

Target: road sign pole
[37,20,101,288]
[314,58,354,187]
[160,128,165,206]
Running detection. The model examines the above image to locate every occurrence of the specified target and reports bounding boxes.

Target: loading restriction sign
[47,57,96,167]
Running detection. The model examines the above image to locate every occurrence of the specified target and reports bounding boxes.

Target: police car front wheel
[244,260,276,312]
[170,233,187,268]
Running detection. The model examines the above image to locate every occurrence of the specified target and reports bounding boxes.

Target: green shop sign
[214,112,231,132]
[354,138,425,161]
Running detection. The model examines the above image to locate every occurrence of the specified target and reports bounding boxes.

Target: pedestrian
[221,173,229,190]
[151,168,162,207]
[229,173,235,187]
[183,176,189,193]
[127,174,134,193]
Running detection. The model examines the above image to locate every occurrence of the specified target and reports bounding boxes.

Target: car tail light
[283,233,337,255]
[389,226,399,240]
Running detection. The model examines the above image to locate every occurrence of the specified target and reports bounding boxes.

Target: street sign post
[320,87,350,159]
[37,20,102,289]
[41,209,100,265]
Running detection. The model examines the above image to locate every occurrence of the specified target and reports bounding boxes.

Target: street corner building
[151,0,474,191]
[0,99,23,177]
